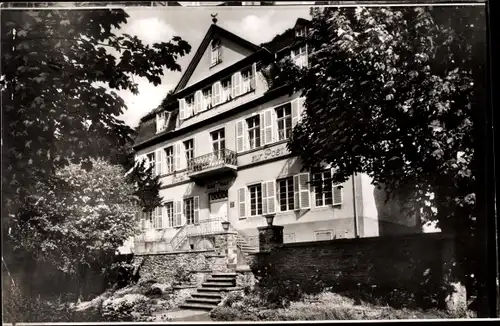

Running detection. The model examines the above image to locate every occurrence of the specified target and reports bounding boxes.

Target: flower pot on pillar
[221,221,230,231]
[188,237,196,250]
[265,214,275,226]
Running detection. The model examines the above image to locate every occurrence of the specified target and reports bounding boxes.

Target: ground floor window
[277,177,294,211]
[248,184,263,216]
[184,197,195,225]
[313,170,333,207]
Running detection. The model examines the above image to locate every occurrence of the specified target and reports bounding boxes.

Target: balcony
[187,149,237,183]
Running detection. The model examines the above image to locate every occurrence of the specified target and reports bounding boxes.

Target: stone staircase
[179,272,240,311]
[236,234,258,254]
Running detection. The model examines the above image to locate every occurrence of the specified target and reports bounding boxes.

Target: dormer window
[296,27,307,38]
[291,45,308,68]
[211,39,222,67]
[156,111,167,133]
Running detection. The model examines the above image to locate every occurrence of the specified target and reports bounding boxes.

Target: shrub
[101,294,148,321]
[173,265,192,283]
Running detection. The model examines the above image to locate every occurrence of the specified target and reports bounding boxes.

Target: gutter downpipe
[352,173,360,238]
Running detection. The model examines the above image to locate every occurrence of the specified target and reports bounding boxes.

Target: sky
[113,5,311,128]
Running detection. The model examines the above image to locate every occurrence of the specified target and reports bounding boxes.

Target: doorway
[209,190,228,221]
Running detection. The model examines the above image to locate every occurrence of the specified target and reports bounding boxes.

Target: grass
[210,291,466,321]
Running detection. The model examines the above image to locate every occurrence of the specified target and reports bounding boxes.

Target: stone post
[214,232,238,271]
[257,225,284,253]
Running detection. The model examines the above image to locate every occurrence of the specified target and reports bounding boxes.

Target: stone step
[202,282,234,287]
[192,292,223,299]
[197,286,241,292]
[185,297,221,305]
[205,277,235,283]
[212,272,237,277]
[179,303,217,311]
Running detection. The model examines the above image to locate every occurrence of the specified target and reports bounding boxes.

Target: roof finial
[211,13,218,25]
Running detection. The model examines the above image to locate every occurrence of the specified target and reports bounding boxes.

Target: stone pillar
[257,225,284,253]
[214,232,238,271]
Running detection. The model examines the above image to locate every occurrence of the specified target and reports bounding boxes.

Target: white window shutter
[331,168,343,205]
[298,97,305,123]
[212,83,217,105]
[155,149,163,176]
[173,143,179,170]
[293,175,300,210]
[266,180,276,214]
[236,72,242,96]
[231,74,237,98]
[259,112,266,146]
[175,201,182,227]
[215,81,222,105]
[251,62,257,90]
[261,181,268,215]
[179,98,186,121]
[194,91,202,115]
[238,187,247,218]
[298,173,311,209]
[291,98,299,128]
[236,120,245,153]
[194,196,200,224]
[264,109,273,145]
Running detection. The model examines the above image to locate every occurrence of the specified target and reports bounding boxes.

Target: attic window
[296,27,307,38]
[156,111,167,133]
[211,39,222,67]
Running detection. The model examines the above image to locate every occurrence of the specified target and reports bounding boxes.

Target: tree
[10,159,139,298]
[1,9,191,218]
[284,5,487,312]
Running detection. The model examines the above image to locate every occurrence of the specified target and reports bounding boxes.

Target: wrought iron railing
[170,224,189,251]
[187,149,237,174]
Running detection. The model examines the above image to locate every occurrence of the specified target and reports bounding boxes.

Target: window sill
[210,61,222,69]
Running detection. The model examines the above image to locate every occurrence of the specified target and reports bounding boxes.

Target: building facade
[132,18,420,255]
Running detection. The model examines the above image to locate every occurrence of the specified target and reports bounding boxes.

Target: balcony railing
[187,149,237,174]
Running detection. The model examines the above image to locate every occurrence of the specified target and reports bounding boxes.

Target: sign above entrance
[238,143,290,167]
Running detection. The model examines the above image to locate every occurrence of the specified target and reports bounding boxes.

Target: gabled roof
[173,23,263,94]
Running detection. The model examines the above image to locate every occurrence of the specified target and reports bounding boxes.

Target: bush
[173,265,192,283]
[101,294,149,321]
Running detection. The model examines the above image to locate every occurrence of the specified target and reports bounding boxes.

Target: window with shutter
[185,95,194,118]
[247,115,260,150]
[248,184,263,216]
[242,68,252,93]
[202,88,212,111]
[277,177,294,212]
[146,153,155,176]
[313,170,333,207]
[165,202,174,228]
[184,197,195,225]
[221,78,231,102]
[331,168,343,206]
[276,103,292,140]
[236,120,245,153]
[164,146,174,173]
[238,187,247,218]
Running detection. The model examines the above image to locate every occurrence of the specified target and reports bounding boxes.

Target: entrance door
[209,190,228,221]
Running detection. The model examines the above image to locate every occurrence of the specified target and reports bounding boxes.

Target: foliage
[282,5,485,300]
[261,57,301,91]
[101,293,149,321]
[9,159,138,278]
[1,8,190,220]
[210,290,463,321]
